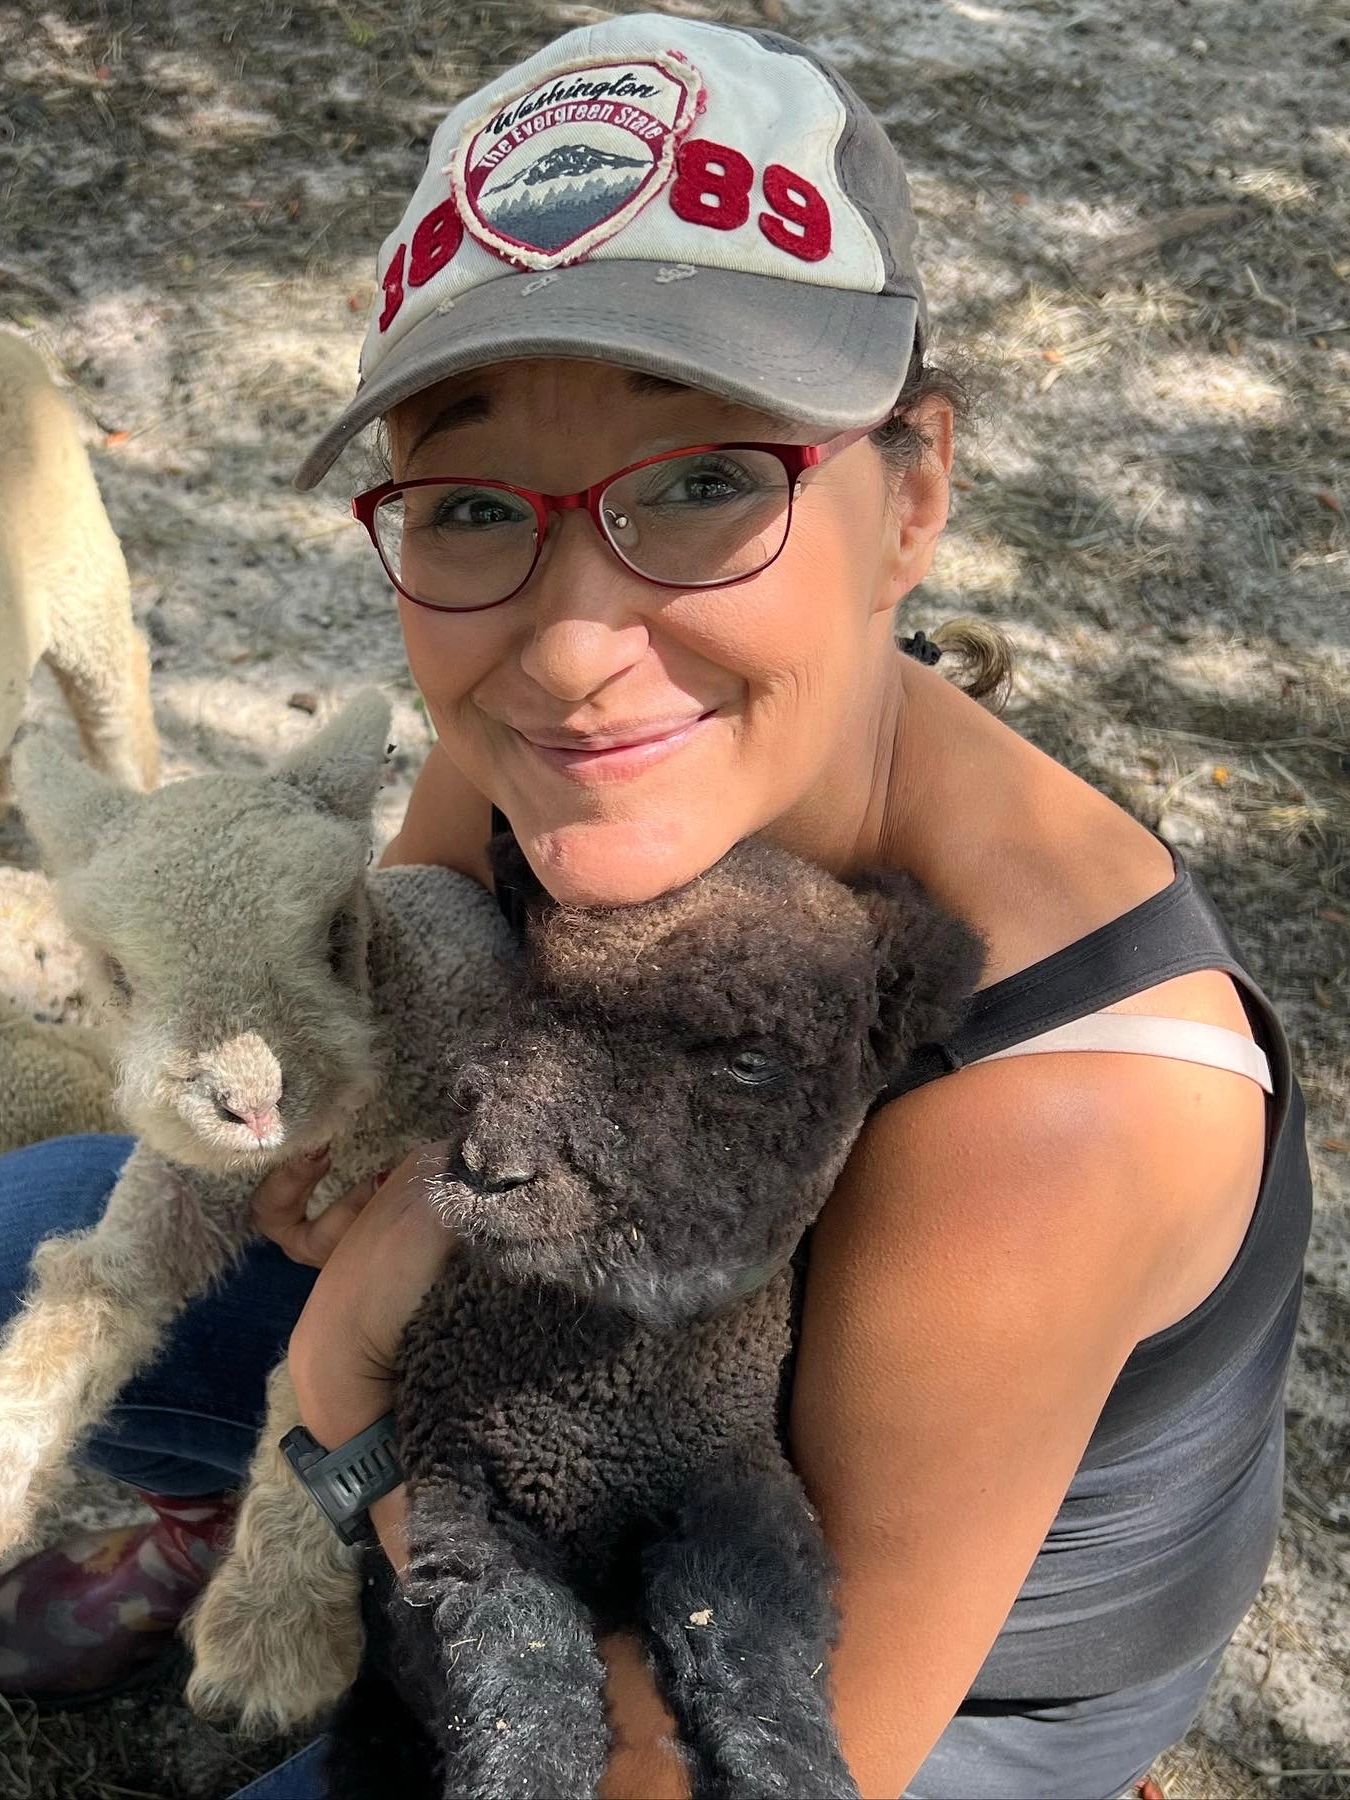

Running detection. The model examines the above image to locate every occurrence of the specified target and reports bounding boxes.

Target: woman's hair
[872,348,1014,712]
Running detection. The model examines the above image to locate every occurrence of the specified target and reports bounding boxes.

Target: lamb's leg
[641,1457,859,1800]
[44,605,160,791]
[185,1361,364,1734]
[386,1487,610,1800]
[0,1146,252,1552]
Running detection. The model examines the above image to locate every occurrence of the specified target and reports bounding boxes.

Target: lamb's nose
[217,1101,282,1142]
[202,1033,284,1142]
[453,1142,535,1195]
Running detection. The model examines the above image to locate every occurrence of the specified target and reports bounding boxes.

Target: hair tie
[900,629,943,667]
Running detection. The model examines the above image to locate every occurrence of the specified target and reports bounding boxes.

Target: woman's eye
[426,489,530,531]
[104,956,132,1002]
[727,1049,787,1088]
[643,456,759,510]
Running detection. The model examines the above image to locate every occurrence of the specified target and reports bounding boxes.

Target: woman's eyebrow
[408,371,712,458]
[409,391,493,456]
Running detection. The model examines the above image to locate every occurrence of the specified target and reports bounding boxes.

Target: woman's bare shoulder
[792,1036,1267,1454]
[381,738,495,885]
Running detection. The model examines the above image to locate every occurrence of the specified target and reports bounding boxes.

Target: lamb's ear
[274,689,391,821]
[848,867,987,1071]
[12,734,137,874]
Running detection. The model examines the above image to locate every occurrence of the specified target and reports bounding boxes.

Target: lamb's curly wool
[330,837,985,1800]
[0,997,120,1154]
[0,331,158,797]
[0,692,515,1731]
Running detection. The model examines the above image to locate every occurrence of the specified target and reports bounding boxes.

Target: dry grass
[0,1684,302,1800]
[0,0,1346,1793]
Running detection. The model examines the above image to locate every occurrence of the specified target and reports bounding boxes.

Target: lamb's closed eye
[326,907,360,980]
[104,955,132,1003]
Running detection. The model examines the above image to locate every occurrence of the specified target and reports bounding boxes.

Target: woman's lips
[516,712,717,782]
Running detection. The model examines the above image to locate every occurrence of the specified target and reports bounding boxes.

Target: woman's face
[386,358,948,904]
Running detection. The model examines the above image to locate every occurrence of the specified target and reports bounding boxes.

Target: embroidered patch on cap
[451,52,704,270]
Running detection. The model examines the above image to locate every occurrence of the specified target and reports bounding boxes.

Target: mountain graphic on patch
[480,142,651,252]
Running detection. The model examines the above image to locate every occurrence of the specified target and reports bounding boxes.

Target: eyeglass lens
[373,448,793,611]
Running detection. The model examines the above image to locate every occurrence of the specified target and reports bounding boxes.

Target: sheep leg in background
[43,606,159,791]
[185,1361,364,1734]
[641,1457,860,1800]
[395,1487,609,1800]
[0,1145,253,1553]
[0,669,26,802]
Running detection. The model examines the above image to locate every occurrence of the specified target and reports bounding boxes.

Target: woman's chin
[524,815,739,907]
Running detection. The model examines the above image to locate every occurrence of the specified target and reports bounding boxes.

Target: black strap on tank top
[875,855,1292,1112]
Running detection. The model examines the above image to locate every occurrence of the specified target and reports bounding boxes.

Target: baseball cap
[294,13,927,490]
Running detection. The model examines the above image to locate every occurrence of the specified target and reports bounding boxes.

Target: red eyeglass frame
[350,420,883,614]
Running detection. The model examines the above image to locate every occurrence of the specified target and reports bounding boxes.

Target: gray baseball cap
[294,14,926,490]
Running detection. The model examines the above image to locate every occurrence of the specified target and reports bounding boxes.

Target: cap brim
[293,261,919,490]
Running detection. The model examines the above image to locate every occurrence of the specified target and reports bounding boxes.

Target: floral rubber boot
[0,1490,237,1707]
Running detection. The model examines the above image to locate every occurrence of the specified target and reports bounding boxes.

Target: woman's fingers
[251,1146,387,1268]
[280,1172,382,1269]
[253,1141,452,1273]
[286,1142,455,1446]
[250,1145,332,1262]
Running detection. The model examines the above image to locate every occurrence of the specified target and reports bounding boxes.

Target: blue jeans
[0,1135,1221,1800]
[0,1134,317,1495]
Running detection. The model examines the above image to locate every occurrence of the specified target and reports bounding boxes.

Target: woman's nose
[516,513,651,704]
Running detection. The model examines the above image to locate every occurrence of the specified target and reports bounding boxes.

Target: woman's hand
[252,1142,455,1460]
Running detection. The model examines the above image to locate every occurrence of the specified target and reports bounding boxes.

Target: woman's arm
[788,1043,1263,1795]
[271,1152,693,1795]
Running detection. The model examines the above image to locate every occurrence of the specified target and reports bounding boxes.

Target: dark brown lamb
[329,833,983,1800]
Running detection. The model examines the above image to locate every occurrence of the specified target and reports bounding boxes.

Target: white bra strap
[971,1014,1273,1095]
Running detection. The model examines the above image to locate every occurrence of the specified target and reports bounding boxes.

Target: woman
[0,16,1310,1799]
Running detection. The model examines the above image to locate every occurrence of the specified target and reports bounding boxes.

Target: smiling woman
[381,357,944,908]
[0,10,1311,1800]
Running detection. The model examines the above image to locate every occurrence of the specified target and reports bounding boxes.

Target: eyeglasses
[351,423,879,614]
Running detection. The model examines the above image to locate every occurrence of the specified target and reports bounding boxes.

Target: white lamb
[0,690,514,1729]
[0,996,121,1155]
[0,331,159,798]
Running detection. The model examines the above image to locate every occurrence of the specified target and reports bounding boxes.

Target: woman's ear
[878,394,955,613]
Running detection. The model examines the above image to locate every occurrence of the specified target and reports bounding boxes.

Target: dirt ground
[0,0,1346,1794]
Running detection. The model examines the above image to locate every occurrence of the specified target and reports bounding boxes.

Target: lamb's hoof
[184,1566,363,1735]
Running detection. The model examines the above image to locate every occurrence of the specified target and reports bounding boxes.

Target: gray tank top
[870,857,1312,1701]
